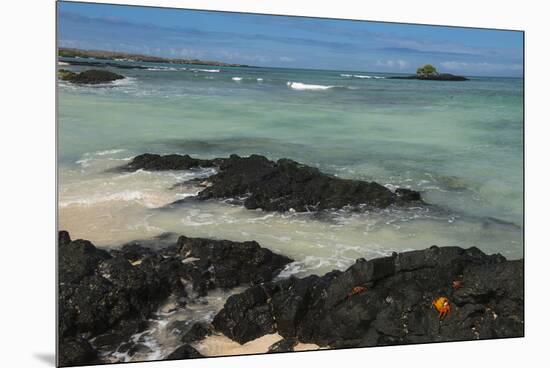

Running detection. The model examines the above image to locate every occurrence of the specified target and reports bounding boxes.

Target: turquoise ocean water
[58,60,524,277]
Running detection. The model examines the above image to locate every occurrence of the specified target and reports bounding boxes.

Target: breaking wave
[287,81,334,91]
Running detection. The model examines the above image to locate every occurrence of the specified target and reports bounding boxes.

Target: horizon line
[57,46,523,79]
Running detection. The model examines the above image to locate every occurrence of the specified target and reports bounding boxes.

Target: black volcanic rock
[212,246,523,347]
[58,234,181,339]
[389,73,468,81]
[212,285,276,344]
[118,153,423,211]
[268,338,299,353]
[118,153,219,171]
[58,231,292,364]
[58,238,111,285]
[58,69,125,84]
[166,345,203,360]
[177,235,293,296]
[199,154,422,211]
[180,322,212,344]
[58,337,99,367]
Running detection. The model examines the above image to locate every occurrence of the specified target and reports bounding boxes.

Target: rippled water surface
[58,61,524,275]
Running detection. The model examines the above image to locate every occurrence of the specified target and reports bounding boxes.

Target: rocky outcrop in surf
[58,69,125,84]
[117,153,220,172]
[212,246,523,347]
[389,73,468,81]
[117,153,423,211]
[58,231,291,366]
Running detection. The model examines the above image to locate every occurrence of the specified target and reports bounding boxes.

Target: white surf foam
[95,149,127,156]
[287,81,334,91]
[232,77,242,81]
[190,68,220,73]
[340,74,385,79]
[147,67,178,71]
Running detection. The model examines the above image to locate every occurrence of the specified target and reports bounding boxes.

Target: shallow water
[58,60,523,362]
[58,61,523,267]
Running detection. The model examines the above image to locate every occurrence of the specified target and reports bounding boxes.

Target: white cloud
[279,56,295,62]
[440,61,523,73]
[168,48,205,59]
[218,50,271,63]
[376,59,409,70]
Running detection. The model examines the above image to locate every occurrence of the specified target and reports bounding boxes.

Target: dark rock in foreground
[58,231,291,365]
[212,246,523,347]
[268,338,299,353]
[118,153,423,211]
[180,322,212,344]
[58,69,125,84]
[389,73,468,81]
[166,345,204,360]
[58,337,98,367]
[178,236,293,295]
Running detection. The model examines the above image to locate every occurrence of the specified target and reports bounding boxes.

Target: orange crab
[432,296,451,320]
[347,286,368,299]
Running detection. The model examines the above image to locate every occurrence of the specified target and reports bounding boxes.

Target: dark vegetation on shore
[60,59,151,70]
[59,47,250,67]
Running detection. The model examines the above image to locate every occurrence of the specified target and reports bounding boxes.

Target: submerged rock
[58,69,125,84]
[119,153,423,211]
[212,246,523,347]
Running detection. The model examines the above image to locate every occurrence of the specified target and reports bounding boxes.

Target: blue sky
[58,1,523,76]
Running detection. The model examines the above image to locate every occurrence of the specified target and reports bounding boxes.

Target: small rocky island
[390,64,468,81]
[58,69,125,84]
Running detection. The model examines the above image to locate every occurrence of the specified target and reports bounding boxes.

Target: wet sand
[194,333,322,356]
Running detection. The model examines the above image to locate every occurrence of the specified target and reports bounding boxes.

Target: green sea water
[58,61,524,277]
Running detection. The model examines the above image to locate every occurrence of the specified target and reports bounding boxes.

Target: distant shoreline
[58,47,251,68]
[57,48,522,78]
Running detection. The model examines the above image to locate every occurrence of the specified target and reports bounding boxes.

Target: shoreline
[57,152,524,366]
[58,228,523,366]
[59,47,251,67]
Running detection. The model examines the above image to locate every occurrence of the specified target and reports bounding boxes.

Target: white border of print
[2,0,548,367]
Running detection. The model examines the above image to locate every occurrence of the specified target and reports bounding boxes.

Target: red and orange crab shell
[347,286,368,299]
[432,297,451,320]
